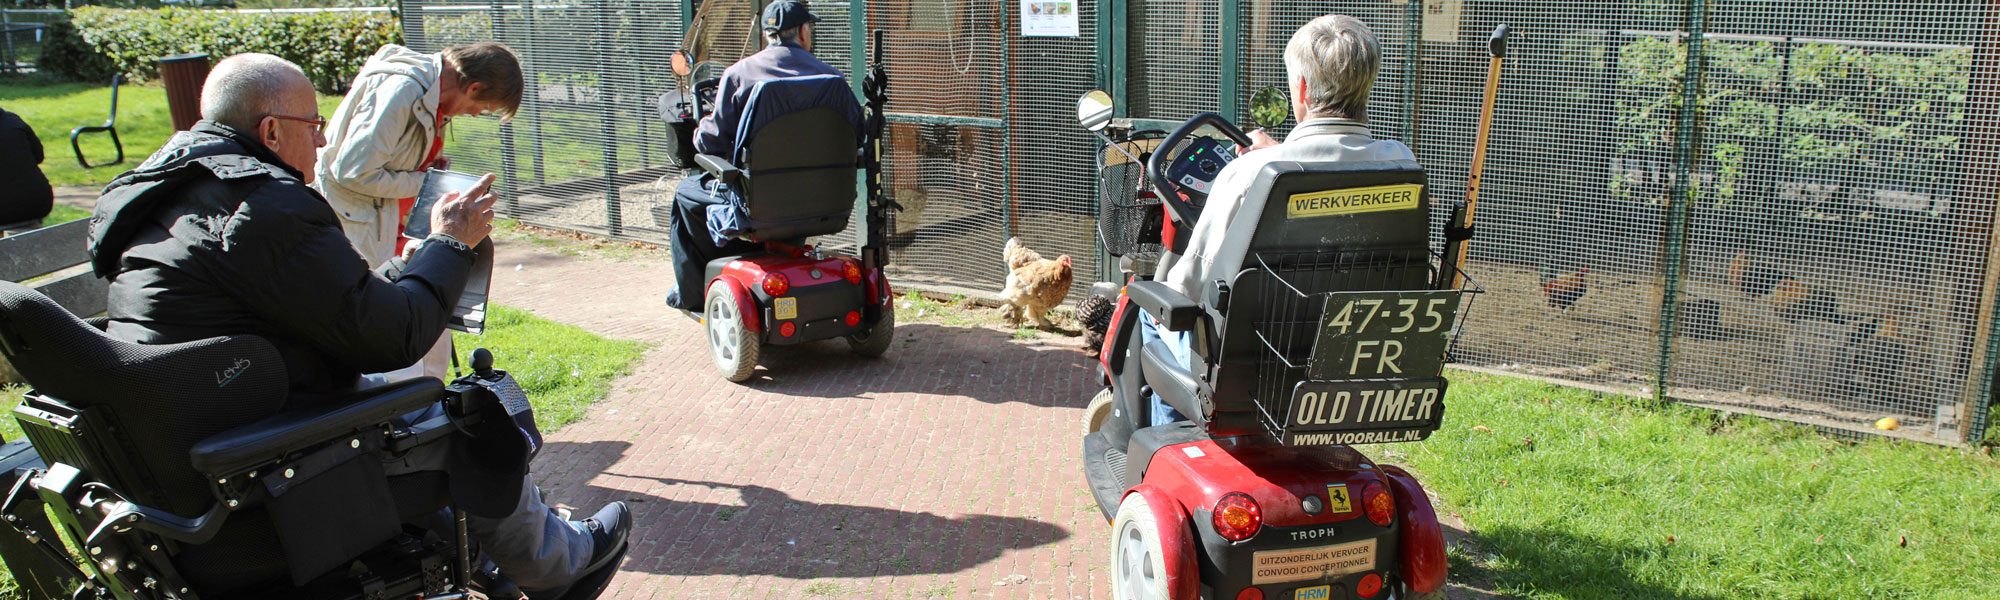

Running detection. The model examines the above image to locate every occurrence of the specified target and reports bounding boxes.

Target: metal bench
[0,219,105,317]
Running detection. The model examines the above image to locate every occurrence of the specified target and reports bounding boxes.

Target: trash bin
[159,53,211,132]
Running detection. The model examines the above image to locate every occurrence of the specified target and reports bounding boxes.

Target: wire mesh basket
[1096,130,1186,262]
[1246,247,1483,446]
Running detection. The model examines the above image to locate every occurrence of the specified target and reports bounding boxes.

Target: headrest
[734,74,860,159]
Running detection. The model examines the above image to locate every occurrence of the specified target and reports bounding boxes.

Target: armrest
[189,378,444,476]
[694,154,743,187]
[1127,280,1201,332]
[1139,340,1205,421]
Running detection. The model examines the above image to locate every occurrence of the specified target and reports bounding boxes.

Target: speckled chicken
[999,237,1074,329]
[1075,282,1119,356]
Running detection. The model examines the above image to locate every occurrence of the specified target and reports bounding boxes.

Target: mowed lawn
[2,76,345,188]
[1392,370,1999,599]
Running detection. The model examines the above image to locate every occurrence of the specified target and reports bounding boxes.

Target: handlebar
[1145,112,1254,251]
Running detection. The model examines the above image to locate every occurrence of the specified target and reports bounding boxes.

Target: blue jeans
[1139,310,1192,427]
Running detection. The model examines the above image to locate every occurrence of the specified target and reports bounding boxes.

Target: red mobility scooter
[661,29,897,382]
[1070,25,1507,592]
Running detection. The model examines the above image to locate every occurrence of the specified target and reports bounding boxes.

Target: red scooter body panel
[1124,483,1202,600]
[1141,438,1383,529]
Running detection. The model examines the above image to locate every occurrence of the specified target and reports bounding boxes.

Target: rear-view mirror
[1077,90,1114,132]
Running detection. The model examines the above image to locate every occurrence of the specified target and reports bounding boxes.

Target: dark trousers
[671,175,760,309]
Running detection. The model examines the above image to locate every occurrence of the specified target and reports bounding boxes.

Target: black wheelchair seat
[695,74,860,243]
[1120,160,1442,436]
[0,281,458,598]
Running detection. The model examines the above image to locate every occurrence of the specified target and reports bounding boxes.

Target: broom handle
[1452,24,1510,290]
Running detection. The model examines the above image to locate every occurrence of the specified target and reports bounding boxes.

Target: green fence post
[595,0,622,237]
[1107,0,1127,115]
[1218,0,1239,122]
[1655,0,1708,403]
[1000,6,1016,238]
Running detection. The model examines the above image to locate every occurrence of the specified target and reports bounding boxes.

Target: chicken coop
[402,0,2000,446]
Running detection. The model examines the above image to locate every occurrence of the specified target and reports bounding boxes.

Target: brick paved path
[490,245,1112,600]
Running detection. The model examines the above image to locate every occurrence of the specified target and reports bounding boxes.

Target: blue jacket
[693,41,862,160]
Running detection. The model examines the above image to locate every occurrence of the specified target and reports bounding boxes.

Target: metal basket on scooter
[1246,247,1481,445]
[1095,130,1188,274]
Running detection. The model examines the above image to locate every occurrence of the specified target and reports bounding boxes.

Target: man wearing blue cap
[664,0,864,310]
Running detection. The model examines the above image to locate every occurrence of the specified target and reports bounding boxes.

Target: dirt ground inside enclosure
[1453,259,1976,443]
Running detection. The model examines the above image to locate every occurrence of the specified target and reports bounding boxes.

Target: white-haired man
[1144,14,1415,425]
[84,53,628,596]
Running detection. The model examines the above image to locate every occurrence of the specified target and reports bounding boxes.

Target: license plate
[774,297,798,320]
[1251,539,1376,585]
[1306,291,1463,380]
[1294,586,1331,600]
[1285,378,1446,445]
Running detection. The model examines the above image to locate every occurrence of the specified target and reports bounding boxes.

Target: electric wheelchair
[1075,102,1479,600]
[0,281,621,600]
[661,31,897,383]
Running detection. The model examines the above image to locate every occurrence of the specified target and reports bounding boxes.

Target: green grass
[450,305,647,431]
[41,204,90,227]
[1,76,345,188]
[1401,370,2000,599]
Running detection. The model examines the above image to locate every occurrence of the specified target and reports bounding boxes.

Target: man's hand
[1236,129,1280,155]
[427,156,452,170]
[430,173,498,247]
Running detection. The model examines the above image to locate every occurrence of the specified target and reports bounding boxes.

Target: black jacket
[87,121,476,400]
[0,108,53,225]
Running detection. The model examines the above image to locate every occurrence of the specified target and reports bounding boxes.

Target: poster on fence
[1021,0,1078,37]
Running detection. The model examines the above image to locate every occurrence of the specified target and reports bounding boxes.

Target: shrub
[49,7,402,93]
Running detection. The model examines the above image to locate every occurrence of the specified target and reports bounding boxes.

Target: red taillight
[844,311,861,327]
[1212,492,1261,541]
[1233,587,1264,600]
[1363,481,1393,527]
[762,273,790,297]
[843,260,863,285]
[1356,573,1383,598]
[779,322,797,337]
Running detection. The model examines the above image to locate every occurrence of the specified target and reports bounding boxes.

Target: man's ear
[1294,75,1310,109]
[258,117,282,149]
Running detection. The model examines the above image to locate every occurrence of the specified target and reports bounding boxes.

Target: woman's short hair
[1283,14,1380,121]
[443,42,524,121]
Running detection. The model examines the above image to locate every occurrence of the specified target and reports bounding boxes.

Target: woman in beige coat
[317,42,522,381]
[316,42,522,266]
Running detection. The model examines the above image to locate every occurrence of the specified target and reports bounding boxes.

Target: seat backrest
[1199,160,1436,435]
[733,74,858,241]
[0,219,107,316]
[0,281,287,513]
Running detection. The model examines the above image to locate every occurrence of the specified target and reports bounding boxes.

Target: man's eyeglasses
[266,113,327,134]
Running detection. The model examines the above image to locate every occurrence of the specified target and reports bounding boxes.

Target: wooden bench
[0,219,105,317]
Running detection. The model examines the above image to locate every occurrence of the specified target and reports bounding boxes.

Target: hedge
[47,7,402,94]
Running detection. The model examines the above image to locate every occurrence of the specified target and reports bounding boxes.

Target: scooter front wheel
[706,280,760,382]
[1083,387,1114,435]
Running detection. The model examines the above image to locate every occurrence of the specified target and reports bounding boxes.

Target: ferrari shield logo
[1326,484,1352,514]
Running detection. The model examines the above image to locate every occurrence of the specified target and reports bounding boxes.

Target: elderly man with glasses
[84,53,629,598]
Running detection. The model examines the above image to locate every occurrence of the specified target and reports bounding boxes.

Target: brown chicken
[999,237,1074,329]
[1538,264,1589,314]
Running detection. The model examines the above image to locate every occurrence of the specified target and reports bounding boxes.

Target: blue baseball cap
[762,0,821,33]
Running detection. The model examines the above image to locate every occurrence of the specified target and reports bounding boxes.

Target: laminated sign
[1021,0,1078,37]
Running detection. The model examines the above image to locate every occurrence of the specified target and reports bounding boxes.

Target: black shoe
[578,501,631,575]
[664,289,685,310]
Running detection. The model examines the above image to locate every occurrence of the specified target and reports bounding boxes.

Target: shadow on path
[540,441,1073,581]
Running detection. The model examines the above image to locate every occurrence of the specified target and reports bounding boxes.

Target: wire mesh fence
[403,0,2000,445]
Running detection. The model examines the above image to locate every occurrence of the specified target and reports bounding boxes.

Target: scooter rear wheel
[1110,493,1173,600]
[846,307,895,357]
[706,280,759,382]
